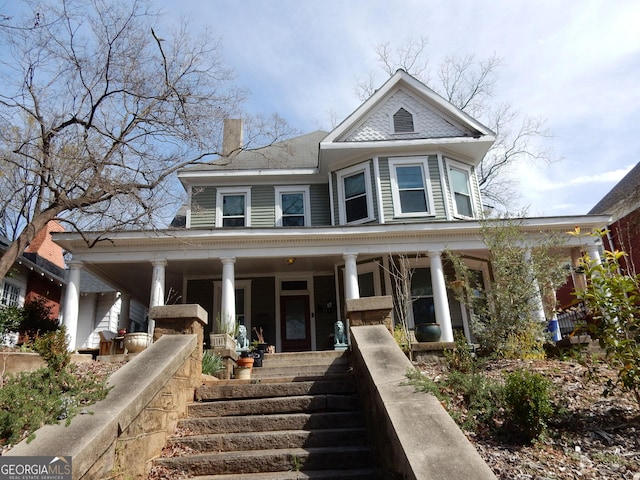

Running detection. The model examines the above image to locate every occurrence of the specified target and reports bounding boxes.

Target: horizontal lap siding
[310,183,331,226]
[429,156,446,220]
[379,158,394,222]
[251,185,275,227]
[190,186,216,228]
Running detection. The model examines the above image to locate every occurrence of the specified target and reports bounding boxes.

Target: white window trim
[388,157,435,218]
[389,104,417,134]
[337,163,375,225]
[215,187,251,227]
[274,186,311,227]
[356,261,382,297]
[445,158,476,219]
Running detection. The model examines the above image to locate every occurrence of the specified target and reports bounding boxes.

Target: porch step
[251,350,351,380]
[153,351,380,478]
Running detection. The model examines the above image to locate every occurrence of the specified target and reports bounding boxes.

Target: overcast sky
[154,0,639,217]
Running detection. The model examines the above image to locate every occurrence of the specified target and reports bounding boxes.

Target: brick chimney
[24,220,65,269]
[222,119,243,158]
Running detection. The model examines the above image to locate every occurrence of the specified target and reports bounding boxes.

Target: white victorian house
[54,70,609,352]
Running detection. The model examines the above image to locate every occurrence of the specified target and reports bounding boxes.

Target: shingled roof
[588,162,640,218]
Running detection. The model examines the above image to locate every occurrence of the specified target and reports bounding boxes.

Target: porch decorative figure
[236,325,250,352]
[334,320,348,351]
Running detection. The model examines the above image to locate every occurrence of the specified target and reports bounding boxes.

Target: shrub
[444,331,475,373]
[503,368,554,441]
[393,324,410,353]
[0,305,21,338]
[202,350,224,376]
[33,328,71,374]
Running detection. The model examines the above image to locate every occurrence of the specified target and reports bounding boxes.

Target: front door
[280,295,311,352]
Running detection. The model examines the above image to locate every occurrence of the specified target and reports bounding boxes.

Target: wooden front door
[280,295,311,352]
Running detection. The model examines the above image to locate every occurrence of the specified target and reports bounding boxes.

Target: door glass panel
[285,298,307,340]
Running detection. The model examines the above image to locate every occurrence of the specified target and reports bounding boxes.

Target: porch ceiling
[82,253,348,306]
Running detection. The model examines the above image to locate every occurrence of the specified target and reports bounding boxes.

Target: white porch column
[428,250,453,342]
[343,253,360,301]
[148,259,167,335]
[62,261,82,351]
[586,244,602,265]
[119,293,131,332]
[220,257,236,333]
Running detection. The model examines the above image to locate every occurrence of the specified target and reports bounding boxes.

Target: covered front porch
[53,217,608,353]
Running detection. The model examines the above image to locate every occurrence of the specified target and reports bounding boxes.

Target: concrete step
[190,468,378,479]
[252,363,350,379]
[154,446,372,476]
[188,394,360,418]
[169,427,368,453]
[196,378,356,401]
[178,411,365,435]
[260,350,349,368]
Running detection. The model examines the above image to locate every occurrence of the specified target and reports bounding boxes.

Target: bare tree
[0,0,291,279]
[355,37,553,208]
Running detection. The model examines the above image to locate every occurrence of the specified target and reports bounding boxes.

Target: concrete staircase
[153,351,379,479]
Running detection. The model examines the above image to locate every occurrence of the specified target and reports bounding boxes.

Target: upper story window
[216,187,251,227]
[1,281,21,307]
[446,159,475,218]
[389,157,434,217]
[337,163,374,224]
[393,107,414,133]
[275,186,311,227]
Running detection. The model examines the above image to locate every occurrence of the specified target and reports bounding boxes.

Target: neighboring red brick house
[0,222,66,321]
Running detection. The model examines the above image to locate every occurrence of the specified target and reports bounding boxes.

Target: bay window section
[389,157,433,217]
[337,163,374,225]
[446,160,474,218]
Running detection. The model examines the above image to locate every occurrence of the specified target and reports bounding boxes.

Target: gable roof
[589,162,640,218]
[320,70,495,169]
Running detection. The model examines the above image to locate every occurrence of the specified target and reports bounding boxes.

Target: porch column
[585,244,602,265]
[119,293,131,332]
[149,259,167,335]
[571,247,587,291]
[524,250,546,323]
[62,261,82,351]
[343,253,360,300]
[428,250,453,342]
[220,257,236,333]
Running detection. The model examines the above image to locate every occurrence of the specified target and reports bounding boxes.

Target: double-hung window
[275,186,310,227]
[337,164,374,224]
[216,187,251,227]
[446,159,475,218]
[389,157,433,217]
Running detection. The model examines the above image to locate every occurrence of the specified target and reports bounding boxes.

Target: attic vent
[393,108,414,133]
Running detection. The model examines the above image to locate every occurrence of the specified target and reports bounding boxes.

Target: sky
[2,0,638,218]
[154,0,640,217]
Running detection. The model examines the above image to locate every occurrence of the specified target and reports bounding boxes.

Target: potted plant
[210,314,237,351]
[234,350,254,379]
[414,322,442,342]
[251,327,268,367]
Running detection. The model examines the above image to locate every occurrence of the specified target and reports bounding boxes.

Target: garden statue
[236,324,250,351]
[334,320,347,350]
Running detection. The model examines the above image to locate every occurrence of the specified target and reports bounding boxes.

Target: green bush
[33,329,71,374]
[0,305,21,337]
[18,297,59,341]
[202,350,224,376]
[503,369,554,441]
[444,331,475,373]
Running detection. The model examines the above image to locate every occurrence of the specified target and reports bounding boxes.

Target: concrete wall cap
[346,295,393,312]
[149,304,208,325]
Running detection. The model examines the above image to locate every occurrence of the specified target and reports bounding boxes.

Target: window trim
[445,158,475,219]
[215,187,251,227]
[388,157,435,218]
[337,163,375,225]
[274,186,311,227]
[390,105,416,134]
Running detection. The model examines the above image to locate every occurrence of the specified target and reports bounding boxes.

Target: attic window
[393,108,414,133]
